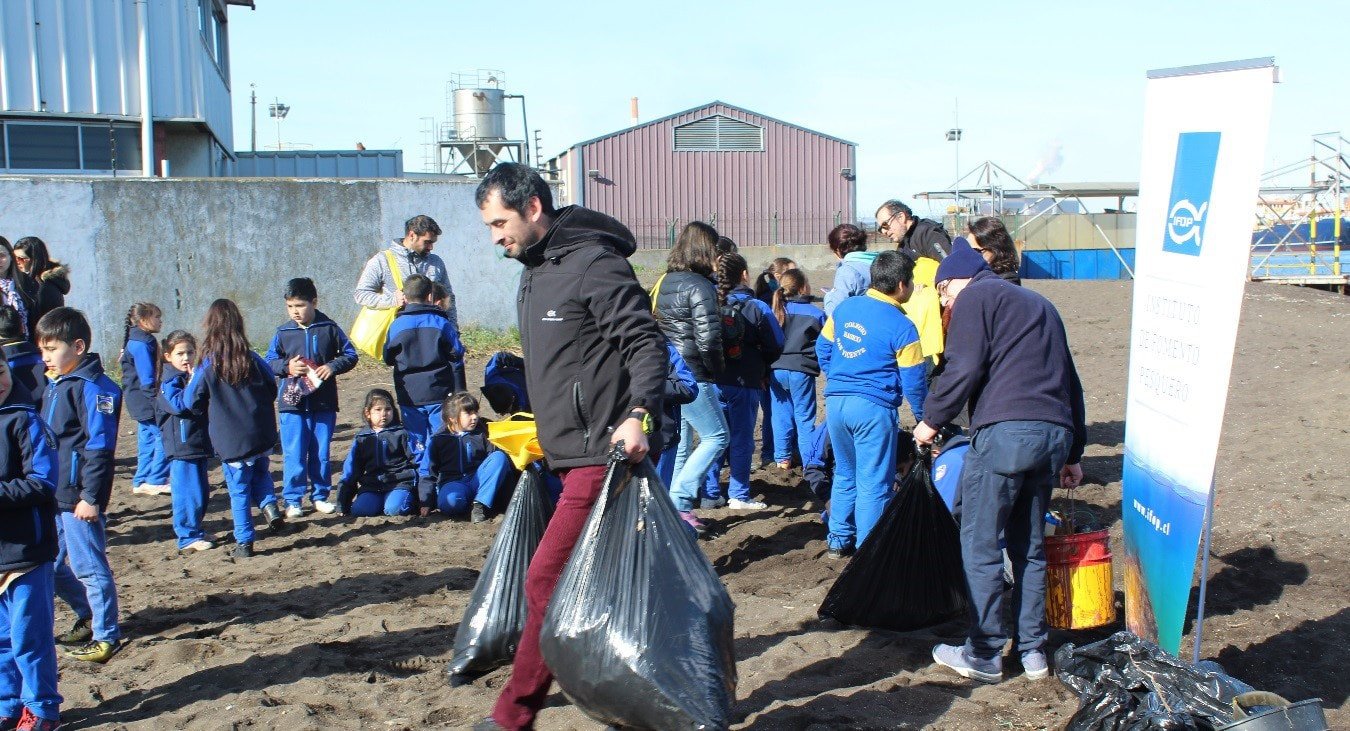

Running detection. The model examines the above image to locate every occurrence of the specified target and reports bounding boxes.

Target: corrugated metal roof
[569,100,858,149]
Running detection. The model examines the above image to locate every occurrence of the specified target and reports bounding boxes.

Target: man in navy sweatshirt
[914,237,1085,684]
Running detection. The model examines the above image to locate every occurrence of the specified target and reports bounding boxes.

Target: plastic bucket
[1219,693,1329,731]
[1045,528,1115,629]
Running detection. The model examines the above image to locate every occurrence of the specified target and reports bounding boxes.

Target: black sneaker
[700,496,727,509]
[261,503,285,530]
[470,502,489,524]
[229,542,254,559]
[55,617,92,646]
[826,546,855,560]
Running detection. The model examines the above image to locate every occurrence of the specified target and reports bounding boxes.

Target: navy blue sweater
[162,353,278,463]
[264,311,359,414]
[156,367,212,461]
[119,326,160,422]
[338,425,419,511]
[714,286,785,389]
[3,340,47,406]
[42,354,121,511]
[922,270,1087,463]
[0,397,59,572]
[772,296,827,376]
[416,422,497,505]
[383,303,465,406]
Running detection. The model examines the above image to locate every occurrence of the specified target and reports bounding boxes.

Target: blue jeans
[170,458,211,548]
[351,489,414,517]
[221,454,278,545]
[705,384,760,502]
[961,420,1070,660]
[825,395,898,551]
[401,403,444,453]
[770,370,818,464]
[670,382,728,512]
[132,420,169,486]
[0,563,60,721]
[436,451,515,515]
[279,410,337,506]
[53,513,120,643]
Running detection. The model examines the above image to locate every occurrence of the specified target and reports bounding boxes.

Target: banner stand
[1192,483,1216,664]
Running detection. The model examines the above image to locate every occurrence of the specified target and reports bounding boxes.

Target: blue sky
[227,1,1345,218]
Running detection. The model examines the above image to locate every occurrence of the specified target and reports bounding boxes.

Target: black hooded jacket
[653,271,724,382]
[515,206,667,468]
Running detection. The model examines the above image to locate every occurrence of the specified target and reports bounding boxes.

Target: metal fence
[625,214,851,249]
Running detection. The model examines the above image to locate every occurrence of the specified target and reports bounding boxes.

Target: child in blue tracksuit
[156,330,216,554]
[654,339,699,488]
[418,392,515,521]
[338,389,419,517]
[265,278,359,518]
[36,307,123,663]
[120,302,170,496]
[768,269,826,469]
[0,306,45,406]
[816,252,928,556]
[162,299,284,558]
[704,253,784,510]
[384,275,465,450]
[0,358,63,728]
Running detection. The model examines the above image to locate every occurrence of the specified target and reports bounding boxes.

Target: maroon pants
[491,463,608,730]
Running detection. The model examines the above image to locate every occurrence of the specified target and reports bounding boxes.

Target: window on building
[673,115,764,152]
[199,0,229,77]
[2,122,142,172]
[80,125,142,171]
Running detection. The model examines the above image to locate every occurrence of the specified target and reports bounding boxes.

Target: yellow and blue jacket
[816,289,928,421]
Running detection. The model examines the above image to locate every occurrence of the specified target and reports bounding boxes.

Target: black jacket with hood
[516,206,667,469]
[900,218,953,261]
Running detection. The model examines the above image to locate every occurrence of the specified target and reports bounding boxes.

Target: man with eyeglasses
[875,200,952,262]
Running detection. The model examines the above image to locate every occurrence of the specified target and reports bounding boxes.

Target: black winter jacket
[515,206,667,469]
[156,367,212,461]
[162,353,277,463]
[337,425,419,512]
[653,271,724,382]
[119,326,159,422]
[0,398,58,573]
[900,218,953,261]
[42,354,121,511]
[264,311,359,414]
[3,340,47,406]
[416,422,498,505]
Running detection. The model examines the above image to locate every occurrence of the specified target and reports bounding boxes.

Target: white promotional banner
[1122,58,1276,655]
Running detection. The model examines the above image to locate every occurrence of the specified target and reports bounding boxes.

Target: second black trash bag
[818,457,968,631]
[541,455,737,731]
[448,465,554,686]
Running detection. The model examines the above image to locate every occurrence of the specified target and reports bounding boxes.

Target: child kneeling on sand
[337,389,418,517]
[417,392,514,522]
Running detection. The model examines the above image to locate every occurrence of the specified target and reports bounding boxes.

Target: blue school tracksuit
[338,425,418,517]
[769,295,826,465]
[157,366,214,549]
[703,286,783,503]
[817,289,928,552]
[43,353,122,645]
[265,311,358,508]
[384,304,465,449]
[0,397,61,722]
[417,422,514,516]
[655,340,699,488]
[2,340,47,407]
[162,353,279,546]
[121,326,168,488]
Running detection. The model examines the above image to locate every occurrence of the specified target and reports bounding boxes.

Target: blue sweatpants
[0,563,60,722]
[53,514,120,643]
[824,395,898,552]
[279,410,337,506]
[770,369,818,464]
[132,420,169,487]
[759,388,774,465]
[436,451,515,516]
[351,489,414,517]
[170,458,211,549]
[704,384,761,502]
[401,403,444,454]
[221,454,278,545]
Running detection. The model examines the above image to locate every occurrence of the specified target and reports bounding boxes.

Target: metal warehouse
[547,101,856,249]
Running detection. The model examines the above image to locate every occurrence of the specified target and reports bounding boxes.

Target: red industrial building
[547,101,857,248]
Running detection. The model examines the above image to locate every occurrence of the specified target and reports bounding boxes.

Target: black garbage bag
[1055,631,1250,730]
[541,453,737,730]
[818,457,968,631]
[447,465,554,686]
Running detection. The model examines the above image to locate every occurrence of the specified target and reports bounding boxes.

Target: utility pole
[250,83,257,152]
[946,99,964,215]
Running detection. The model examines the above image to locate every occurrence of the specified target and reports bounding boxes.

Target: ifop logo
[1161,131,1222,256]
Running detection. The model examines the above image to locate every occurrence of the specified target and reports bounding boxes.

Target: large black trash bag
[541,453,737,731]
[818,457,968,631]
[447,465,554,686]
[1055,631,1250,730]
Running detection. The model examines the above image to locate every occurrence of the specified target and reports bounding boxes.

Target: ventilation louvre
[673,115,764,152]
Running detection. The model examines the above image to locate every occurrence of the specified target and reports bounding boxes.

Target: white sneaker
[133,484,170,496]
[284,505,304,519]
[313,499,337,515]
[727,498,768,510]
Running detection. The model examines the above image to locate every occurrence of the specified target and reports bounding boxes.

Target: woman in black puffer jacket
[652,222,727,532]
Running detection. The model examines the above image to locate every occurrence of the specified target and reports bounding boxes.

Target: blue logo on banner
[1162,132,1222,256]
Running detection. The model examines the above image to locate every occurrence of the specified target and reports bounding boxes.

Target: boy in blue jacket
[384,275,465,450]
[418,392,515,521]
[816,252,927,559]
[265,278,359,517]
[0,357,62,730]
[0,306,45,406]
[36,307,123,664]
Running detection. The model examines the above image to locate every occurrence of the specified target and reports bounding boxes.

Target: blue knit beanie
[935,236,989,284]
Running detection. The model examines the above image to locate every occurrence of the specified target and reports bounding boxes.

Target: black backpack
[719,299,750,360]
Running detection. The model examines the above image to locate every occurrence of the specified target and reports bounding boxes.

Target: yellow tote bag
[350,250,404,358]
[487,414,546,470]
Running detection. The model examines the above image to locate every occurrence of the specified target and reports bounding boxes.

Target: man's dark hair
[878,199,914,220]
[405,215,442,237]
[0,306,23,342]
[284,277,318,302]
[475,162,555,216]
[36,306,92,347]
[870,251,916,295]
[403,274,434,303]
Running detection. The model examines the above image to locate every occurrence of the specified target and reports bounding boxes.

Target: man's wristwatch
[626,409,655,435]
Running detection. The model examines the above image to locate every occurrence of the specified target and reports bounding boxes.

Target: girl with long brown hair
[767,269,826,469]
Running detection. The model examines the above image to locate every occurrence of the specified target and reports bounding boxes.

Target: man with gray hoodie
[353,214,458,330]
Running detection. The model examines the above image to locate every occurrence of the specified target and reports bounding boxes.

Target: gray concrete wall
[0,177,519,353]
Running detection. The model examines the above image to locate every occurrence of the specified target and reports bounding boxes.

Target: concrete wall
[0,177,520,352]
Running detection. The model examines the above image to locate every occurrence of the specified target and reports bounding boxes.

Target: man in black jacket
[474,163,666,731]
[876,199,952,261]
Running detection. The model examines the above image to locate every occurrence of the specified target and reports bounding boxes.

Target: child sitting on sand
[337,389,419,517]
